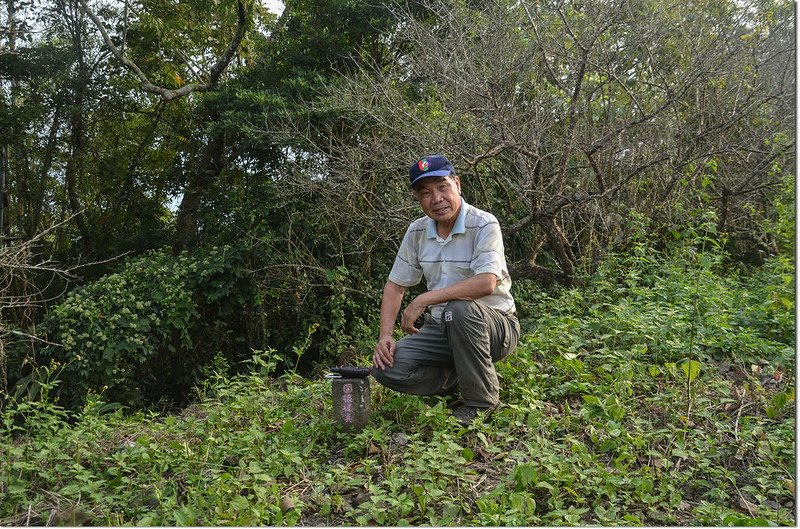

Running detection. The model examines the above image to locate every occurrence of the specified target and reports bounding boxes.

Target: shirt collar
[426,200,468,239]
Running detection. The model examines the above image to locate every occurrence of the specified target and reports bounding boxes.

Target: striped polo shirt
[388,201,516,320]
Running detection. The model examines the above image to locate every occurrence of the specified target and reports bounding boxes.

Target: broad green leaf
[682,360,701,382]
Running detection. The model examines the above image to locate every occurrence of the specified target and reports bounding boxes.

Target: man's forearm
[379,281,405,337]
[413,273,497,310]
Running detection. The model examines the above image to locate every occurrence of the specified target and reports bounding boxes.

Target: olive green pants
[372,300,520,408]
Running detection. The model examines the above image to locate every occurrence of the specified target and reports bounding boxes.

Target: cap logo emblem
[418,159,430,172]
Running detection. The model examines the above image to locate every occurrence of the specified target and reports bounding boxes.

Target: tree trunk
[109,103,165,224]
[2,0,16,240]
[64,0,90,249]
[25,108,62,238]
[538,213,576,282]
[65,90,89,246]
[172,124,226,253]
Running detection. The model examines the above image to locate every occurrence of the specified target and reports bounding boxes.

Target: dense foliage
[35,246,247,408]
[1,3,793,524]
[1,238,793,526]
[0,0,794,407]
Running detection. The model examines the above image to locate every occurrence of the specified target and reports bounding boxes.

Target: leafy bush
[37,246,246,408]
[572,210,795,368]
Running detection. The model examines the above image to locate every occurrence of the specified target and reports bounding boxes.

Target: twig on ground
[733,389,749,443]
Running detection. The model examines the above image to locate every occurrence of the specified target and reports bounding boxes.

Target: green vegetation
[2,239,793,526]
[2,0,794,407]
[0,0,794,525]
[37,246,247,408]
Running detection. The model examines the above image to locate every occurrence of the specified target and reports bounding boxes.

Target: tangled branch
[77,0,248,101]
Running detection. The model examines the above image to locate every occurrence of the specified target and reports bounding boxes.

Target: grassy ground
[1,247,795,526]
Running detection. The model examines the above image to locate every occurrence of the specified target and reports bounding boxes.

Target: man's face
[413,175,462,225]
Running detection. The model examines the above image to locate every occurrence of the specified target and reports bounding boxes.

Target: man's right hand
[373,336,396,370]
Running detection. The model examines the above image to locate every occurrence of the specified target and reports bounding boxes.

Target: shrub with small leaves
[39,246,245,408]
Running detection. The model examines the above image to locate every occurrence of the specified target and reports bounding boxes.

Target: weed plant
[0,240,794,526]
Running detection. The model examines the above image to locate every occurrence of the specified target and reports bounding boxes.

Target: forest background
[0,0,796,526]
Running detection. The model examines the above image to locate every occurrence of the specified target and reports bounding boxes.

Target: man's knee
[442,299,480,323]
[371,365,389,384]
[371,364,398,386]
[371,357,414,389]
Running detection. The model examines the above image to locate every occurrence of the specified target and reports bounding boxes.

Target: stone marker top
[329,365,372,379]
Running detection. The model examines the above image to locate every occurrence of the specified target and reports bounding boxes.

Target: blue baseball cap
[409,154,455,189]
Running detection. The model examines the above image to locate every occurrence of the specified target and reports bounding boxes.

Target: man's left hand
[401,298,426,334]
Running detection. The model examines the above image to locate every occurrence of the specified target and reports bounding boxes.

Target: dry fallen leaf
[476,446,492,462]
[738,495,758,514]
[280,496,295,513]
[542,402,559,415]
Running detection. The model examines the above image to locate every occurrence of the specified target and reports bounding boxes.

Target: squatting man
[372,154,520,426]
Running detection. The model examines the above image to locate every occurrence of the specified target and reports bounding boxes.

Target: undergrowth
[0,241,794,526]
